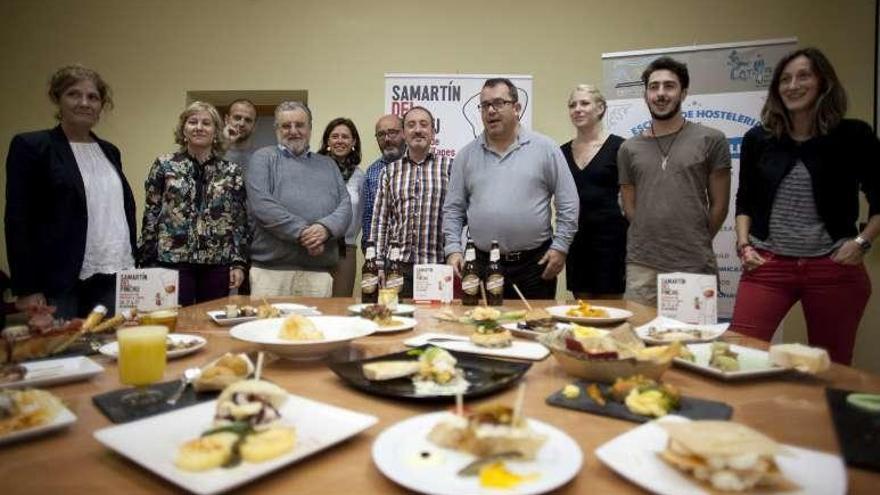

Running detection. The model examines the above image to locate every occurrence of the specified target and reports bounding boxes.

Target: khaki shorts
[623,262,658,307]
[249,267,333,297]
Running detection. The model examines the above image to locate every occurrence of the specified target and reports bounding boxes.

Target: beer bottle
[385,241,405,295]
[486,240,504,306]
[461,239,480,306]
[361,241,379,303]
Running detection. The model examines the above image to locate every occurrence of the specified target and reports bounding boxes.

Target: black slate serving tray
[825,387,880,472]
[546,380,733,423]
[327,345,531,402]
[93,380,218,423]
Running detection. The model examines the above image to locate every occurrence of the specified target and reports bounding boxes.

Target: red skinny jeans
[730,249,871,364]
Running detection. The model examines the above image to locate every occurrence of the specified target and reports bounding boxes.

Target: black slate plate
[93,380,218,424]
[825,387,880,472]
[327,345,531,402]
[546,380,732,423]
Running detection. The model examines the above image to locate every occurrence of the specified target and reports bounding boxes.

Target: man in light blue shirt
[442,78,579,299]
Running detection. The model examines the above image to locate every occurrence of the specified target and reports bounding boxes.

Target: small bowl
[229,316,378,360]
[539,328,672,382]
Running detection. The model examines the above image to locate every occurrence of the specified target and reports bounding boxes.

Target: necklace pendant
[660,156,668,170]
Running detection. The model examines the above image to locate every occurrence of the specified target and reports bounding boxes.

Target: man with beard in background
[618,57,731,305]
[223,99,258,170]
[361,114,405,250]
[246,101,351,297]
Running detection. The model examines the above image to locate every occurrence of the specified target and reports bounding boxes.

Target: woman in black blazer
[5,65,137,318]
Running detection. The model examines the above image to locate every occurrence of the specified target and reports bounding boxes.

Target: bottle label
[464,249,476,262]
[490,248,500,262]
[385,275,404,289]
[365,247,376,258]
[361,274,379,293]
[390,247,401,260]
[461,274,480,294]
[487,274,504,294]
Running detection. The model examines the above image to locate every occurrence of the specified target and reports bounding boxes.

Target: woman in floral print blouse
[138,101,248,305]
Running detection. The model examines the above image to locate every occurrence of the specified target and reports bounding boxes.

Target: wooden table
[2,297,878,494]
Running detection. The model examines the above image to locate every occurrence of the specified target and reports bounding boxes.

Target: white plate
[348,303,416,316]
[229,316,377,360]
[0,356,103,389]
[0,405,77,446]
[94,393,377,495]
[545,305,633,324]
[501,322,571,340]
[404,332,549,361]
[595,415,846,495]
[207,303,320,326]
[373,411,582,495]
[674,343,789,380]
[99,334,207,360]
[635,316,728,345]
[368,316,418,334]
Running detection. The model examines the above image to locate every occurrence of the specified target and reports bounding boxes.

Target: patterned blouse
[138,151,248,267]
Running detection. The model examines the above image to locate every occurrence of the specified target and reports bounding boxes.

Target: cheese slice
[769,343,830,374]
[362,360,420,381]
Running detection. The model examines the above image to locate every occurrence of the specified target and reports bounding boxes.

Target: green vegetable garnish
[406,348,424,357]
[847,393,880,413]
[201,420,253,438]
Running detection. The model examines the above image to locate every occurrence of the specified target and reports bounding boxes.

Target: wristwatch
[854,235,872,252]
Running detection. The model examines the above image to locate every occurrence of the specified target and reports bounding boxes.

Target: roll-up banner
[602,39,797,318]
[384,74,533,158]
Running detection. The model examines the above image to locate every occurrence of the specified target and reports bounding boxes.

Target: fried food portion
[174,432,239,471]
[239,427,296,462]
[278,314,323,341]
[565,300,609,318]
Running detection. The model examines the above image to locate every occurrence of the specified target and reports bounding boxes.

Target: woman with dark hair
[138,101,248,306]
[560,84,627,299]
[318,118,364,297]
[5,64,137,318]
[732,47,879,364]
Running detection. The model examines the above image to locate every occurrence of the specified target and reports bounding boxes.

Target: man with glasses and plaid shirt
[370,106,451,297]
[361,114,405,251]
[443,78,579,299]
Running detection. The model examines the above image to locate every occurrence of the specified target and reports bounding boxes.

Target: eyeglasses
[477,99,515,112]
[375,129,401,140]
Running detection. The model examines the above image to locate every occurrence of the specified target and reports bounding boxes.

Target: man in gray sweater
[246,101,351,297]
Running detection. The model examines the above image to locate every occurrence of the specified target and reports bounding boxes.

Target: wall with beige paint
[1,0,876,372]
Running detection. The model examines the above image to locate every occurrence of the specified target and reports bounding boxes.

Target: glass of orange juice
[117,325,168,406]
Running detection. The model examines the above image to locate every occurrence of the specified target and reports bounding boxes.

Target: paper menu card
[657,272,718,324]
[412,264,454,304]
[115,268,179,313]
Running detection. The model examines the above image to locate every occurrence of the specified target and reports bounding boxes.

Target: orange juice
[141,309,178,332]
[117,326,167,386]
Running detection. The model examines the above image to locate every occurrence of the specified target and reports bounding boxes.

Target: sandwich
[768,343,830,374]
[517,308,555,333]
[428,403,547,460]
[214,379,288,430]
[468,307,512,348]
[193,353,254,392]
[1,304,84,364]
[176,379,295,471]
[659,420,794,492]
